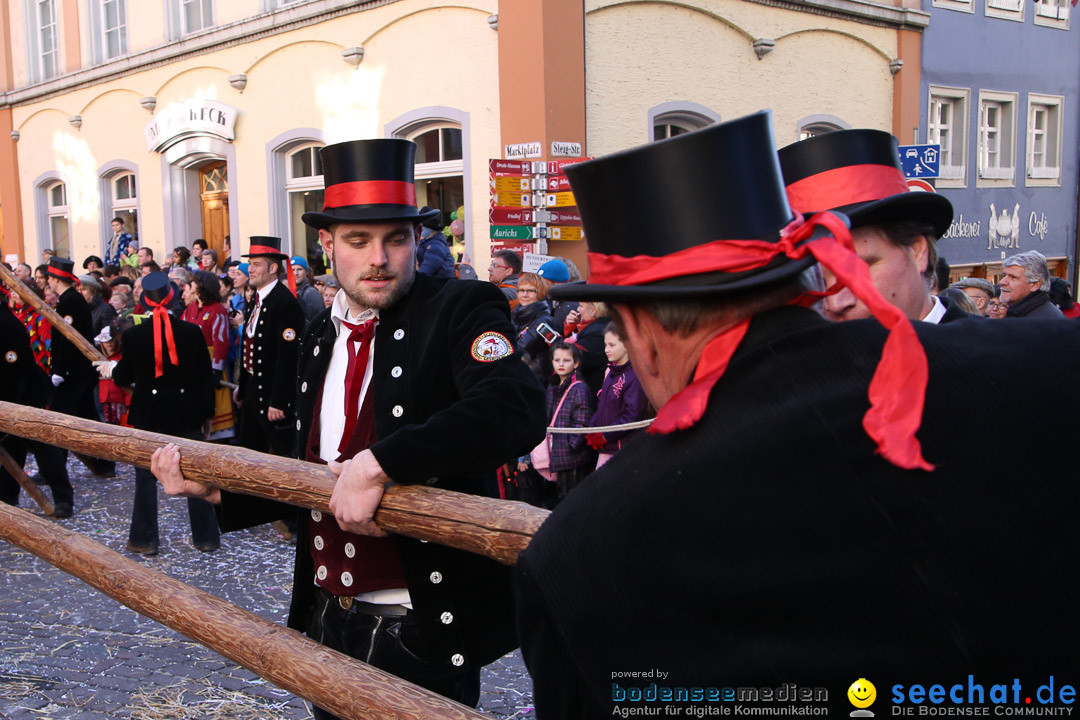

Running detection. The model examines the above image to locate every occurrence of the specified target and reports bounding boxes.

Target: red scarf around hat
[143,288,179,378]
[587,211,934,472]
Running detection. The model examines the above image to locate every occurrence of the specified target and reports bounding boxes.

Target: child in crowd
[95,323,131,426]
[532,341,596,505]
[587,322,648,468]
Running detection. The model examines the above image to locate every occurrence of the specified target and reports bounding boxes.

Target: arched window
[797,115,850,141]
[47,181,70,258]
[648,103,720,143]
[110,171,138,240]
[286,143,325,274]
[406,124,464,229]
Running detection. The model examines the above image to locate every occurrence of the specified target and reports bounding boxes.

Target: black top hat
[548,111,814,303]
[45,256,79,283]
[241,236,289,260]
[141,271,174,306]
[778,129,953,238]
[301,139,440,230]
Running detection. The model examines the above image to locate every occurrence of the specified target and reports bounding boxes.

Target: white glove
[93,360,117,379]
[51,374,64,387]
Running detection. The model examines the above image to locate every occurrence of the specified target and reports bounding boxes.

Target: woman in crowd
[200,248,221,276]
[182,270,235,442]
[563,301,609,395]
[10,281,51,373]
[512,272,557,383]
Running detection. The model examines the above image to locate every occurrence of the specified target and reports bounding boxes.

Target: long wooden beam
[0,261,106,363]
[0,402,547,566]
[0,500,491,720]
[0,443,55,515]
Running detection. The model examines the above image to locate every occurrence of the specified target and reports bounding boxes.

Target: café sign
[144,99,237,153]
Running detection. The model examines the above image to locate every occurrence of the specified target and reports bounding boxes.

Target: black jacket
[220,275,546,669]
[517,307,1080,717]
[88,296,117,338]
[1007,290,1065,319]
[112,315,214,435]
[237,281,305,416]
[51,286,96,383]
[0,303,52,409]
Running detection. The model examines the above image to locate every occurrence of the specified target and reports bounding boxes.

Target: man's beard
[337,265,415,311]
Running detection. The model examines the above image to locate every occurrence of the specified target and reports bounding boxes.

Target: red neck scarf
[588,211,933,472]
[144,288,179,378]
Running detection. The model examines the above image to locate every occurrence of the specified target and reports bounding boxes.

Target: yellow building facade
[0,0,928,271]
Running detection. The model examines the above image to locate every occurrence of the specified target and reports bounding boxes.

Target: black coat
[51,286,96,383]
[0,303,51,409]
[516,307,1080,717]
[220,274,546,669]
[572,319,607,395]
[238,281,305,417]
[88,296,117,338]
[112,315,214,435]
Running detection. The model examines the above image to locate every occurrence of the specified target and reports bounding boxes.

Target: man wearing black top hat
[151,138,545,714]
[513,112,1080,717]
[96,272,220,555]
[0,286,72,515]
[778,129,968,324]
[45,256,115,490]
[236,236,305,458]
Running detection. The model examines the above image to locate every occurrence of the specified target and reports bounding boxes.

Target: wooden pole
[0,500,491,720]
[0,402,547,566]
[0,443,56,516]
[0,262,107,363]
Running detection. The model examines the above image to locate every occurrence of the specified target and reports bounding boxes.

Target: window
[927,87,969,186]
[47,181,70,258]
[1027,94,1063,186]
[182,0,213,34]
[648,104,719,143]
[36,0,60,80]
[1034,0,1070,27]
[111,172,139,243]
[286,144,325,275]
[977,91,1017,185]
[102,0,127,58]
[408,125,464,229]
[933,0,973,13]
[985,0,1024,21]
[797,115,850,141]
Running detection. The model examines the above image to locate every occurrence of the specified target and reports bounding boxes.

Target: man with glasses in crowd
[488,250,522,306]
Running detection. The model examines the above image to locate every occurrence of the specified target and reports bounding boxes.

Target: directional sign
[491,191,531,208]
[541,175,572,192]
[489,159,532,175]
[505,142,543,159]
[550,226,584,241]
[523,253,556,273]
[488,207,532,225]
[491,243,536,254]
[545,192,577,208]
[490,225,534,241]
[491,176,531,193]
[897,144,940,179]
[544,209,582,226]
[545,159,591,175]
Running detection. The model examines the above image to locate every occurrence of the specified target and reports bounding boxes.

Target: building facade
[0,0,928,273]
[919,0,1079,283]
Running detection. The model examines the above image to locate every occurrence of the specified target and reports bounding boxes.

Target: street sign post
[488,208,533,225]
[897,144,941,179]
[491,176,531,193]
[489,159,532,175]
[545,192,577,208]
[490,225,535,241]
[491,191,531,208]
[544,209,582,226]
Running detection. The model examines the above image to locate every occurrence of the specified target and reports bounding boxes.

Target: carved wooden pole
[0,262,107,363]
[0,443,55,516]
[0,402,547,566]
[0,501,491,720]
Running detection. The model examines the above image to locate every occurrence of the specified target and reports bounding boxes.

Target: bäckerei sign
[144,99,237,153]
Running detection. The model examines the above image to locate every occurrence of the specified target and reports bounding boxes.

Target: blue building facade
[919,0,1079,284]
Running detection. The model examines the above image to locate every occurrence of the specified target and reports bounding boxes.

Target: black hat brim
[843,192,953,239]
[547,254,817,303]
[302,204,440,231]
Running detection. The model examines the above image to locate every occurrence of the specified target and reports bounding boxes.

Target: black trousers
[0,435,72,508]
[305,589,480,719]
[129,466,220,548]
[51,377,116,477]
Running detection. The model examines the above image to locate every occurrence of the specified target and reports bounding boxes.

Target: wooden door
[200,162,229,260]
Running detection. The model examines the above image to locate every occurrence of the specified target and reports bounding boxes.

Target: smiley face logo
[848,678,876,709]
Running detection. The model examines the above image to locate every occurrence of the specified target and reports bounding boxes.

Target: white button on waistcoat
[344,542,355,558]
[311,510,322,522]
[341,571,353,587]
[440,612,454,625]
[313,346,320,356]
[429,571,442,584]
[301,381,308,392]
[451,654,464,667]
[392,405,404,417]
[393,329,405,340]
[317,565,328,581]
[391,366,402,378]
[314,535,324,551]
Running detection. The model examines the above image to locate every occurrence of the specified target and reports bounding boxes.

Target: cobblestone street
[0,456,535,719]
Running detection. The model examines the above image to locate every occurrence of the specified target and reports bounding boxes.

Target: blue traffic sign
[898,144,941,179]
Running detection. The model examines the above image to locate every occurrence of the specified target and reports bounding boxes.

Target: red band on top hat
[248,245,285,256]
[323,180,417,211]
[784,164,910,214]
[587,211,934,473]
[49,267,80,285]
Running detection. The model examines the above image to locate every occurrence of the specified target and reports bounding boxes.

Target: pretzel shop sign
[144,99,237,153]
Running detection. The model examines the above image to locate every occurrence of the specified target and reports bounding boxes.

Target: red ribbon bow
[588,211,934,472]
[144,288,179,378]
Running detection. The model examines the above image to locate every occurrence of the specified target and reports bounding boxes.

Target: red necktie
[337,318,377,454]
